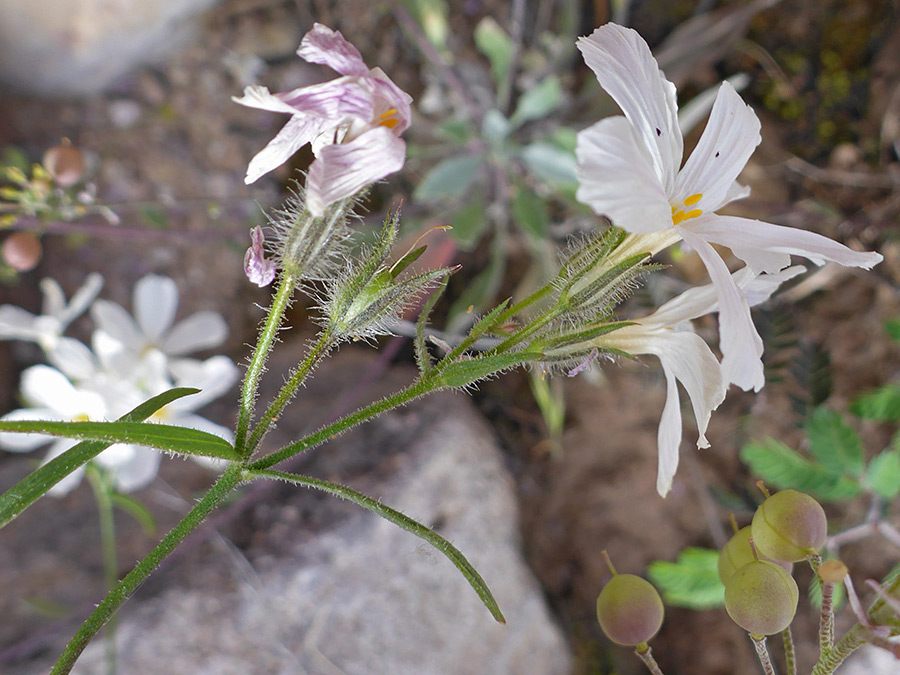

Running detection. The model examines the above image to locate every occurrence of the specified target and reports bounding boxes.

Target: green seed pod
[724,560,799,636]
[718,526,792,584]
[752,490,827,563]
[596,574,665,646]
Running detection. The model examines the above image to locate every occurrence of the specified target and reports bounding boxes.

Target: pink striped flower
[235,23,412,216]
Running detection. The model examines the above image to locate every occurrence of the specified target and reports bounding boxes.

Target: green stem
[485,308,558,356]
[782,627,796,675]
[248,377,435,472]
[811,625,866,675]
[634,643,665,675]
[86,467,118,675]
[52,464,243,675]
[234,274,296,457]
[750,634,775,675]
[244,328,336,456]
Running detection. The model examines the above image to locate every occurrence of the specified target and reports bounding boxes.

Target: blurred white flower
[0,275,239,496]
[90,274,228,366]
[0,273,103,352]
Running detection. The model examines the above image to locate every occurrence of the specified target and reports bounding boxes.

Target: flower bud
[724,560,798,636]
[817,559,848,584]
[43,144,86,187]
[596,574,664,646]
[751,489,827,563]
[2,231,42,271]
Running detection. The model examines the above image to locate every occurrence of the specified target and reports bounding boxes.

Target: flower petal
[0,305,39,340]
[244,114,327,185]
[673,82,761,211]
[691,215,884,273]
[162,312,229,356]
[680,227,764,391]
[135,275,178,343]
[46,337,98,381]
[305,126,406,216]
[0,407,59,451]
[57,273,104,326]
[167,355,239,410]
[97,444,161,493]
[297,23,369,77]
[20,365,107,419]
[91,299,143,352]
[575,116,671,233]
[577,23,683,192]
[39,278,66,319]
[655,361,683,497]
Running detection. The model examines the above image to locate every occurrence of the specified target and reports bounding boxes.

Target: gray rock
[22,353,571,674]
[0,0,220,96]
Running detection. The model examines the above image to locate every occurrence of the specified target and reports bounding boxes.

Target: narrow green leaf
[863,450,900,499]
[0,387,201,528]
[110,493,156,535]
[850,385,900,422]
[441,298,511,366]
[0,420,237,461]
[511,185,549,240]
[435,351,536,388]
[740,439,862,501]
[520,142,577,188]
[510,76,563,128]
[805,407,864,477]
[251,468,506,623]
[450,194,488,248]
[647,548,725,609]
[473,17,512,88]
[413,155,484,202]
[437,118,472,144]
[481,109,511,142]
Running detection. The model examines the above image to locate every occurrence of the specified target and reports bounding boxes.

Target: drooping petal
[305,126,406,216]
[577,23,683,192]
[277,77,375,122]
[91,299,144,352]
[163,312,229,356]
[655,361,683,497]
[575,116,671,233]
[673,82,761,212]
[690,215,884,273]
[681,228,764,391]
[134,275,179,343]
[232,84,307,115]
[39,278,66,319]
[244,114,329,185]
[297,23,369,77]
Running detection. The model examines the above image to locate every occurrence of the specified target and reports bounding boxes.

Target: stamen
[683,209,702,220]
[683,193,703,206]
[375,108,399,129]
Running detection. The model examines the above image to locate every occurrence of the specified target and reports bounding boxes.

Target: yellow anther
[672,210,686,225]
[684,209,703,220]
[683,193,703,206]
[375,108,399,129]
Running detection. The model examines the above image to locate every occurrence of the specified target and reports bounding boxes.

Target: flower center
[671,193,703,226]
[374,108,400,130]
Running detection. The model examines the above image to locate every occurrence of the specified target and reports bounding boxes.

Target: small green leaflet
[805,407,864,477]
[863,449,900,499]
[413,154,484,202]
[740,439,862,501]
[473,17,512,88]
[850,385,900,422]
[648,548,724,609]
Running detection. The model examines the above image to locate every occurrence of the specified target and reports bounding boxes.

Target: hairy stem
[234,274,296,456]
[782,627,796,675]
[244,328,336,455]
[248,377,435,471]
[750,634,776,675]
[811,625,866,675]
[819,579,835,652]
[86,468,118,675]
[52,465,243,675]
[634,643,665,675]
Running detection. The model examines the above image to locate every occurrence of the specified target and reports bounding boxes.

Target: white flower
[575,23,882,392]
[598,265,805,496]
[0,273,103,352]
[90,274,228,367]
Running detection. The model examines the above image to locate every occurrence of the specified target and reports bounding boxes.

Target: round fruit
[718,526,792,584]
[724,560,799,636]
[596,574,664,646]
[751,489,827,563]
